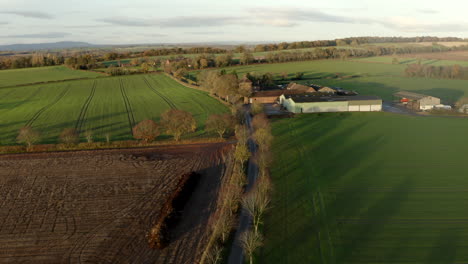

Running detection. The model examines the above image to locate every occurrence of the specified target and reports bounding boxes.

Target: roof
[287,82,310,91]
[285,94,382,103]
[251,90,304,98]
[318,87,336,93]
[394,91,437,100]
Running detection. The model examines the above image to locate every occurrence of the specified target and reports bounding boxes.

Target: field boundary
[163,73,231,107]
[25,86,71,127]
[119,79,136,134]
[74,81,96,133]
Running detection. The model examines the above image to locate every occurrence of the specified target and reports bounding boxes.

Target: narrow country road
[227,107,259,264]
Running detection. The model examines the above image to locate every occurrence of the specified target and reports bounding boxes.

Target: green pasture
[0,66,103,88]
[263,112,468,263]
[199,59,468,104]
[0,74,228,144]
[352,56,468,67]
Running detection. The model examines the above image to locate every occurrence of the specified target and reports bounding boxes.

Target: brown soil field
[0,142,234,264]
[396,51,468,61]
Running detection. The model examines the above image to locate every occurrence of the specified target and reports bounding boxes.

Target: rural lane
[227,108,259,264]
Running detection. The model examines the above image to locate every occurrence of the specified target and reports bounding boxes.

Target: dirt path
[227,106,259,264]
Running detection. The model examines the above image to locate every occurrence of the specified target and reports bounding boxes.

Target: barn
[280,94,382,113]
[394,91,441,110]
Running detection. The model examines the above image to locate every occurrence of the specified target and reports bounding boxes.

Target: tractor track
[143,76,178,109]
[25,86,70,127]
[74,81,96,133]
[119,79,136,135]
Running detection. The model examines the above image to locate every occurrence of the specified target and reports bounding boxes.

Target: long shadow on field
[426,228,460,264]
[262,113,392,264]
[334,178,414,263]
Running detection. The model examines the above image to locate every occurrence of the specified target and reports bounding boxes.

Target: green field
[204,59,468,104]
[0,74,228,144]
[0,66,104,88]
[264,112,468,263]
[352,56,468,67]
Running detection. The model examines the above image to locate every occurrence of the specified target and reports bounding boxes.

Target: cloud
[379,17,467,33]
[5,32,70,39]
[0,22,8,25]
[97,16,246,28]
[186,31,225,35]
[159,16,244,27]
[95,8,468,34]
[0,11,54,19]
[97,17,154,27]
[417,9,439,14]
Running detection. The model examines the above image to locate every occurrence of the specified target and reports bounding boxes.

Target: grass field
[202,59,468,104]
[0,74,228,144]
[0,66,103,88]
[263,112,468,263]
[352,56,468,67]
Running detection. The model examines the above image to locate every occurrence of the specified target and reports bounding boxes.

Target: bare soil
[0,142,233,264]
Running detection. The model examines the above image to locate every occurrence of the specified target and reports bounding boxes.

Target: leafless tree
[16,126,40,151]
[242,183,271,233]
[84,130,93,143]
[240,229,263,264]
[234,143,250,169]
[205,244,223,264]
[235,125,249,146]
[60,128,79,146]
[253,128,273,151]
[252,114,270,131]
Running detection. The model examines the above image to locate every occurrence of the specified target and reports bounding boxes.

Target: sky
[0,0,467,45]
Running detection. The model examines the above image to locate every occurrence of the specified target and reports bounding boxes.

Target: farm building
[394,91,441,110]
[280,94,382,113]
[250,90,309,104]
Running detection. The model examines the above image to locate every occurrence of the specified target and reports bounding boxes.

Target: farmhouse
[280,94,382,113]
[394,91,441,110]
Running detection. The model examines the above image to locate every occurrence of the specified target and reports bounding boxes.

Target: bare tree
[242,183,271,233]
[16,126,40,151]
[161,109,197,141]
[84,130,93,143]
[60,128,79,146]
[252,114,270,131]
[253,128,273,151]
[234,143,250,169]
[205,244,223,264]
[133,119,160,143]
[206,114,235,138]
[240,230,263,264]
[235,125,249,146]
[251,103,264,115]
[255,149,272,178]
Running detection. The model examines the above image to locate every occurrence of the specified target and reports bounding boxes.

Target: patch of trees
[64,54,99,70]
[0,53,64,70]
[405,63,468,80]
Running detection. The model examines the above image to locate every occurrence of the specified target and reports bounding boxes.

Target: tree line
[14,108,238,152]
[405,63,468,80]
[253,36,466,52]
[0,53,65,70]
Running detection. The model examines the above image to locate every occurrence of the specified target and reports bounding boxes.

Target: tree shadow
[426,228,460,264]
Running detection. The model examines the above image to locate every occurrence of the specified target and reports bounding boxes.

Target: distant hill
[0,41,97,52]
